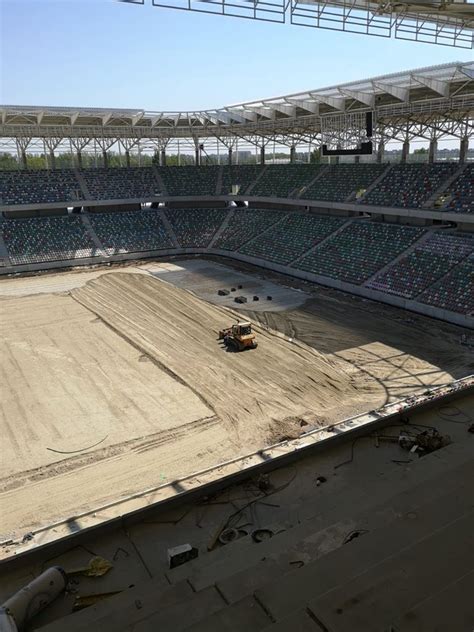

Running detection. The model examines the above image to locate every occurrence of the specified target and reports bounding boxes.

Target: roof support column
[428,138,438,164]
[213,136,237,165]
[260,145,265,165]
[459,136,469,164]
[70,138,90,169]
[95,137,117,169]
[16,138,31,170]
[194,138,201,166]
[150,139,168,167]
[401,140,410,164]
[120,138,140,168]
[377,140,385,164]
[43,138,62,170]
[290,145,296,163]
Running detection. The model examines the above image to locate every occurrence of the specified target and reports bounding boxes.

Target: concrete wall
[3,208,68,219]
[2,194,473,225]
[88,203,141,213]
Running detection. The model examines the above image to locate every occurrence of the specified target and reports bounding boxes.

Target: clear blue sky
[0,0,472,111]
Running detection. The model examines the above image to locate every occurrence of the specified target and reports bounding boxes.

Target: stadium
[0,2,473,630]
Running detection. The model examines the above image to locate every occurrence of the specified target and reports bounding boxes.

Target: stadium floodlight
[117,0,473,47]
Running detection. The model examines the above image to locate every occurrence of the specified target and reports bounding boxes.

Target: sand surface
[1,260,472,541]
[71,272,359,439]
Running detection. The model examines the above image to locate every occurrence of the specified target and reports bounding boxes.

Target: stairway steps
[390,568,474,631]
[215,166,224,195]
[126,586,226,632]
[185,594,272,632]
[260,609,322,631]
[208,209,234,248]
[246,167,269,195]
[167,443,473,590]
[214,458,473,604]
[175,481,473,632]
[159,209,180,247]
[38,445,473,632]
[307,510,474,631]
[293,166,329,200]
[253,485,472,622]
[38,577,189,631]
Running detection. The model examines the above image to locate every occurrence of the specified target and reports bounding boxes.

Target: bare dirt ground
[1,259,472,541]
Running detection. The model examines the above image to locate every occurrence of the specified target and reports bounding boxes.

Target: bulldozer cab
[233,322,252,337]
[219,321,257,350]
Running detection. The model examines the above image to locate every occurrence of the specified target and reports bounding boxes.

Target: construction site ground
[1,258,472,543]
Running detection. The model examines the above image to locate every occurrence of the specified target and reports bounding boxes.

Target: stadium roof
[119,0,474,49]
[1,62,473,144]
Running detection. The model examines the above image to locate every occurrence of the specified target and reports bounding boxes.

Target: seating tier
[240,213,345,265]
[89,209,173,254]
[0,169,83,205]
[1,215,98,264]
[296,221,424,285]
[364,163,458,209]
[164,208,228,247]
[367,233,474,299]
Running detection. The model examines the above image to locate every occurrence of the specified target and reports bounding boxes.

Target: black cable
[224,468,298,531]
[436,404,473,425]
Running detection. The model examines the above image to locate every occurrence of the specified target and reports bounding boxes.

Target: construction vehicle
[218,321,258,351]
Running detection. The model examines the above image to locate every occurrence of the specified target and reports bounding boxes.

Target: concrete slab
[168,449,474,595]
[261,609,323,631]
[391,569,474,631]
[254,486,473,621]
[145,259,309,312]
[40,578,191,632]
[215,459,474,604]
[309,511,474,631]
[128,586,226,632]
[186,595,271,631]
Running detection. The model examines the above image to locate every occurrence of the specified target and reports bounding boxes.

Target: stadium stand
[367,233,474,298]
[250,164,317,198]
[1,205,472,321]
[443,164,474,213]
[164,208,228,247]
[0,169,83,205]
[364,163,458,208]
[304,164,384,202]
[81,167,161,200]
[158,166,220,196]
[213,208,284,251]
[240,213,346,265]
[1,165,472,212]
[296,221,425,285]
[419,255,474,315]
[1,215,97,264]
[89,209,173,254]
[220,165,261,195]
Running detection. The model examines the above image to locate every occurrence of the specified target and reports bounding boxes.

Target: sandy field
[1,259,472,541]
